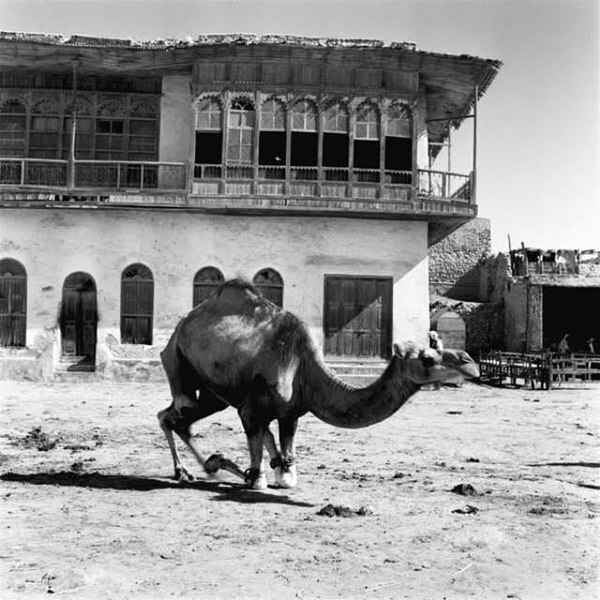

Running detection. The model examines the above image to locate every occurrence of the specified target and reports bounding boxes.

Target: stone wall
[428,218,491,301]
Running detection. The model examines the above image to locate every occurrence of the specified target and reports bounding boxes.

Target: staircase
[325,358,388,386]
[54,356,97,382]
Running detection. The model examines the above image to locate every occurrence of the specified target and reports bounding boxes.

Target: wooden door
[61,273,97,363]
[324,276,392,358]
[0,260,27,347]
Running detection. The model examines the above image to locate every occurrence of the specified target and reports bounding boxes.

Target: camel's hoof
[204,453,224,475]
[274,465,297,488]
[244,468,267,490]
[250,473,268,490]
[174,468,195,483]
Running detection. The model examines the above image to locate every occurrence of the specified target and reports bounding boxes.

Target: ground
[0,379,598,600]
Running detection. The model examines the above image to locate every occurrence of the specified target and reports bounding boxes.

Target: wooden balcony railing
[0,158,187,191]
[192,164,473,202]
[0,157,474,206]
[418,169,472,200]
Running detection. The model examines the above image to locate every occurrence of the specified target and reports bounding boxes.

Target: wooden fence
[478,351,600,390]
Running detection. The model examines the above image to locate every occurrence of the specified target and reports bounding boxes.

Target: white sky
[1,0,598,253]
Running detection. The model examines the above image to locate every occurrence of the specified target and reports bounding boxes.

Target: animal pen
[478,350,600,390]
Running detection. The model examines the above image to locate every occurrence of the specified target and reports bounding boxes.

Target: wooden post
[471,85,478,205]
[67,61,79,190]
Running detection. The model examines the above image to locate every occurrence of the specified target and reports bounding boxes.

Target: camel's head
[392,342,480,384]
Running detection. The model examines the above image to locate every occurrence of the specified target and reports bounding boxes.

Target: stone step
[52,369,98,383]
[56,356,95,373]
[326,360,388,376]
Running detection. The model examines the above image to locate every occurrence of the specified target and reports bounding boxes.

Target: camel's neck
[300,355,421,429]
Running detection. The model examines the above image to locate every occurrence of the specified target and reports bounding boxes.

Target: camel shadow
[526,462,600,468]
[0,471,315,508]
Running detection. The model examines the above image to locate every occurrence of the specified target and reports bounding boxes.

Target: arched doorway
[61,272,97,367]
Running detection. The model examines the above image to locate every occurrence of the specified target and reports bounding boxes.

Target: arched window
[195,97,223,169]
[354,103,380,172]
[193,267,224,307]
[0,100,26,158]
[227,97,255,165]
[385,104,412,173]
[291,99,318,167]
[121,263,154,344]
[0,259,26,347]
[259,99,286,173]
[253,268,283,307]
[323,102,349,173]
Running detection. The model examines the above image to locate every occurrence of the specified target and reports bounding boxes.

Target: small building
[0,32,500,380]
[504,248,600,353]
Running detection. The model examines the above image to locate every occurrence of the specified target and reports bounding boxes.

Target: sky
[0,0,598,253]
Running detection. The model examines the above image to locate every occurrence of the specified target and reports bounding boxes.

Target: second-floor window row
[194,96,413,179]
[0,93,159,161]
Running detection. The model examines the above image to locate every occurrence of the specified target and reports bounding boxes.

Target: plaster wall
[0,208,430,376]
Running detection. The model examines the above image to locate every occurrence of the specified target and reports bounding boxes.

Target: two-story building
[0,32,500,380]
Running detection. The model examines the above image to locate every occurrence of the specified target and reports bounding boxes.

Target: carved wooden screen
[0,100,27,157]
[195,97,223,167]
[385,104,412,172]
[0,259,27,347]
[323,102,349,171]
[193,267,224,307]
[227,97,255,164]
[354,103,380,171]
[258,99,286,170]
[121,263,154,344]
[291,99,318,167]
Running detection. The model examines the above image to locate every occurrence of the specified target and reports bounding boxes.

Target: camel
[158,279,480,490]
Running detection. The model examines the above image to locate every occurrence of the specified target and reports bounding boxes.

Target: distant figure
[429,330,444,390]
[588,337,597,354]
[557,334,571,354]
[429,330,444,353]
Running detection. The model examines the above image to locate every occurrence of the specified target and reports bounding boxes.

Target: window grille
[227,97,255,164]
[323,103,349,133]
[193,267,224,307]
[253,268,283,307]
[0,100,27,157]
[355,104,380,139]
[291,99,317,131]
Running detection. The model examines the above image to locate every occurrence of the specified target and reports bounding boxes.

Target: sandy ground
[0,379,599,600]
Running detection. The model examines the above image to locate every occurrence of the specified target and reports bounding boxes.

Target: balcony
[0,158,187,193]
[192,164,471,202]
[0,158,476,239]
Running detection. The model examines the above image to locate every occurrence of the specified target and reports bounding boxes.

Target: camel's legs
[267,417,298,488]
[158,390,229,481]
[238,402,269,490]
[264,426,280,462]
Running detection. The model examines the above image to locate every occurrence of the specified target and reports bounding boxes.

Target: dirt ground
[0,379,598,600]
